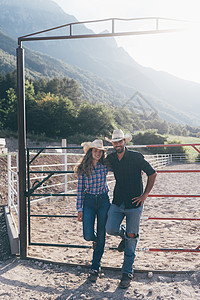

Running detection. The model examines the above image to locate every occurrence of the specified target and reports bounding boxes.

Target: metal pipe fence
[7,144,200,254]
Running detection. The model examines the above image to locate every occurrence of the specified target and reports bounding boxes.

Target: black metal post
[16,44,27,258]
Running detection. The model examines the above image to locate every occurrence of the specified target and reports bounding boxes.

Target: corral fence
[7,142,200,257]
[15,17,200,260]
[7,146,172,235]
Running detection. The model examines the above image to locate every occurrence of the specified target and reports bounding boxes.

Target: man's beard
[115,146,124,153]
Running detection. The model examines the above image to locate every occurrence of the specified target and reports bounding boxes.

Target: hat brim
[105,134,132,143]
[81,142,108,153]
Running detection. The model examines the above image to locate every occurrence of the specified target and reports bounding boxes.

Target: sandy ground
[0,257,199,300]
[1,153,200,299]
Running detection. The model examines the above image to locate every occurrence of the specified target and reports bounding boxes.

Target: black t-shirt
[107,148,156,209]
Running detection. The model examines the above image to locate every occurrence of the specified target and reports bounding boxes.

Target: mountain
[0,0,200,126]
[0,31,129,105]
[0,0,156,95]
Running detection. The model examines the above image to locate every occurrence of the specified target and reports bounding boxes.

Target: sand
[1,159,200,299]
[0,257,199,299]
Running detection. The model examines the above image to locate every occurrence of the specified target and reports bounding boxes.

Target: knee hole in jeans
[126,233,139,238]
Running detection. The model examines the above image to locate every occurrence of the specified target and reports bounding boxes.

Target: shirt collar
[113,147,128,160]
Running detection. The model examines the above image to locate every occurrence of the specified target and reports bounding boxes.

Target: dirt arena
[0,155,200,299]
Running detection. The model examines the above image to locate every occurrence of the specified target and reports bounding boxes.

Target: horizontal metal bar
[28,193,200,198]
[19,17,187,39]
[30,215,200,221]
[29,193,77,197]
[30,214,76,218]
[25,256,196,274]
[30,242,92,248]
[19,29,183,42]
[29,244,200,253]
[148,143,200,147]
[157,170,200,173]
[29,171,74,174]
[28,146,82,150]
[109,246,200,253]
[146,217,200,221]
[148,248,200,253]
[149,194,200,197]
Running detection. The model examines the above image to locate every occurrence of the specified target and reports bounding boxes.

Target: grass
[166,135,200,155]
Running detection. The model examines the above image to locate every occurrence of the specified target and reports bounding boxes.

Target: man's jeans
[83,193,110,271]
[106,203,143,275]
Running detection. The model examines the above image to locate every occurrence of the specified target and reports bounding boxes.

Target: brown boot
[88,269,99,282]
[117,238,125,252]
[119,273,133,289]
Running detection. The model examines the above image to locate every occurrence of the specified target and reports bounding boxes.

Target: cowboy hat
[81,139,107,154]
[105,129,132,143]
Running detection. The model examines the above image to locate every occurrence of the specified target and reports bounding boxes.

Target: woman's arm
[76,174,84,221]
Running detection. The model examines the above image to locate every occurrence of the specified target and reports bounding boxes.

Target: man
[105,129,157,289]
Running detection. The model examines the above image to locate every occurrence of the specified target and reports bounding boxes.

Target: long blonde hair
[75,148,107,177]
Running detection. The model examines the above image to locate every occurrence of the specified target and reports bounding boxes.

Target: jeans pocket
[83,194,94,209]
[99,194,110,210]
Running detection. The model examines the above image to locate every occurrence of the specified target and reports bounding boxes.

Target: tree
[0,88,17,130]
[33,77,82,107]
[76,103,116,136]
[58,78,82,107]
[144,117,169,134]
[132,130,167,154]
[27,94,76,137]
[114,107,134,132]
[0,70,17,100]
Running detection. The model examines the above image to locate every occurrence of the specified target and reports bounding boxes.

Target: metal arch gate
[17,17,192,258]
[26,144,200,256]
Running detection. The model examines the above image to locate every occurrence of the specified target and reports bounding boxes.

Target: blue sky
[53,0,200,84]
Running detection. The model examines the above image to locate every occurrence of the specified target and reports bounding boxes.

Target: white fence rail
[7,150,173,214]
[6,146,199,252]
[171,153,200,162]
[8,148,200,234]
[7,153,19,234]
[0,138,7,154]
[144,154,172,169]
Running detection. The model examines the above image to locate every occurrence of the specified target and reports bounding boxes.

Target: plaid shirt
[76,162,109,212]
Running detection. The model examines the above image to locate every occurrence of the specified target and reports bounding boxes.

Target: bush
[132,130,166,154]
[132,131,187,155]
[195,154,200,163]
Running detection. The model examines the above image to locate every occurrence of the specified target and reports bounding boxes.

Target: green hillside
[0,31,126,105]
[1,0,200,126]
[167,135,200,155]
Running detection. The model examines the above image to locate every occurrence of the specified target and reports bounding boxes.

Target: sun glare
[54,0,200,83]
[115,17,200,83]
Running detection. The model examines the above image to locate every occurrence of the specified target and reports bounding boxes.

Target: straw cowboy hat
[105,129,132,143]
[81,139,107,154]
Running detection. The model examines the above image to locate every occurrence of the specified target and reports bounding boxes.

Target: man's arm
[132,172,157,206]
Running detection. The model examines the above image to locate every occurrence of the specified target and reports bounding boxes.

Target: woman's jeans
[106,203,143,275]
[83,193,110,271]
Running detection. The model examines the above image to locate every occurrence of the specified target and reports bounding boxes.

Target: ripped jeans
[106,203,143,274]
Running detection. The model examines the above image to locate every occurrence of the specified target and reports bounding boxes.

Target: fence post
[62,139,67,198]
[7,154,11,212]
[17,44,27,258]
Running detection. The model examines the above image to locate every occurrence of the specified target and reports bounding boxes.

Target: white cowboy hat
[81,139,107,154]
[105,129,132,143]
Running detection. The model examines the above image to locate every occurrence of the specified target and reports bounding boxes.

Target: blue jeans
[106,203,143,275]
[83,193,110,271]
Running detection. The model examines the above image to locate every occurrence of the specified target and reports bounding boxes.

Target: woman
[75,139,110,282]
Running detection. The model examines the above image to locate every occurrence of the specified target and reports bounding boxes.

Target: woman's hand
[77,211,83,222]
